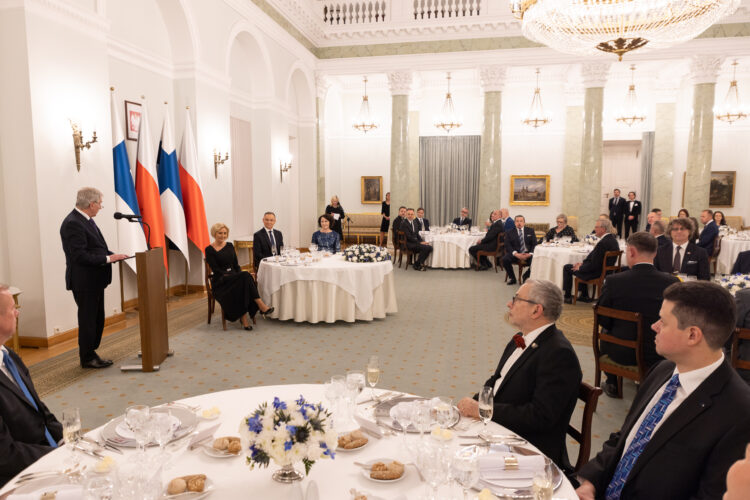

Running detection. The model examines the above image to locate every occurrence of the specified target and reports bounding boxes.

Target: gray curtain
[640,132,655,231]
[419,135,481,226]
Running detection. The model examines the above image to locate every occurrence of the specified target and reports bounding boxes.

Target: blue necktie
[2,351,58,448]
[268,231,276,252]
[605,374,681,500]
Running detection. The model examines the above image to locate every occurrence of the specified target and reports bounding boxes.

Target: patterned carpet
[36,267,635,456]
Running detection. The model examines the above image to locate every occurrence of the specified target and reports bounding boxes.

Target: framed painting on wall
[709,171,736,207]
[361,176,383,204]
[510,175,550,206]
[124,100,142,141]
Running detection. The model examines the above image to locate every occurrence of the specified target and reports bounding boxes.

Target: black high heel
[243,325,253,331]
[260,306,274,319]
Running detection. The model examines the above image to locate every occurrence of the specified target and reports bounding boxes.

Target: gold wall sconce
[279,153,292,182]
[213,150,229,178]
[71,121,97,171]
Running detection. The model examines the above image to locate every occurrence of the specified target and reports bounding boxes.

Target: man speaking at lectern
[60,187,128,369]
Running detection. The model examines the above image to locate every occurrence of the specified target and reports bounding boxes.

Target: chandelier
[615,65,646,126]
[714,60,748,124]
[522,69,550,128]
[434,72,463,133]
[510,1,741,61]
[352,76,378,133]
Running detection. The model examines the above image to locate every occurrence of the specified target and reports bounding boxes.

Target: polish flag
[135,102,168,272]
[178,108,209,256]
[157,108,189,268]
[110,89,146,272]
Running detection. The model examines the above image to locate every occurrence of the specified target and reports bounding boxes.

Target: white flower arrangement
[239,396,337,475]
[583,234,599,246]
[719,274,750,296]
[343,244,391,263]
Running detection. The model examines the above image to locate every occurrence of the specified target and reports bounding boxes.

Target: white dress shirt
[0,346,19,388]
[629,201,634,211]
[494,323,553,395]
[620,353,724,457]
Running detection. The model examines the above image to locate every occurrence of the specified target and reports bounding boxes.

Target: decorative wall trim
[690,54,725,85]
[107,35,174,80]
[387,70,413,95]
[21,0,109,41]
[479,65,507,93]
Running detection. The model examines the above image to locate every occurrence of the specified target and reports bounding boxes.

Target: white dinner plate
[202,445,241,459]
[163,477,214,499]
[360,459,407,483]
[336,438,369,453]
[115,414,180,440]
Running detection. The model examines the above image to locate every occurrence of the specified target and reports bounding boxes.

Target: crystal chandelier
[434,72,463,133]
[615,65,646,126]
[510,0,741,61]
[352,76,378,133]
[714,60,748,124]
[522,69,550,128]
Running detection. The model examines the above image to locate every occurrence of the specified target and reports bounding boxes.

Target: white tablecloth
[257,257,397,323]
[1,385,578,500]
[530,242,627,289]
[422,232,480,269]
[717,237,750,275]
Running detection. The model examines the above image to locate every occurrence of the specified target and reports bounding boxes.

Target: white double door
[600,140,643,217]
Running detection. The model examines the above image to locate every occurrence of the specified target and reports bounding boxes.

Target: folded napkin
[479,453,546,480]
[353,415,383,439]
[8,484,82,500]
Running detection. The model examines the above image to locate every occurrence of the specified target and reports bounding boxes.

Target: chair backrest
[599,250,623,279]
[567,381,603,472]
[495,232,505,252]
[397,230,407,250]
[568,215,578,233]
[731,327,750,372]
[712,235,722,258]
[204,261,213,294]
[592,305,645,378]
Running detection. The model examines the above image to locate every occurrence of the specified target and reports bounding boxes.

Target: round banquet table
[530,241,628,289]
[256,255,397,323]
[1,385,578,500]
[422,231,482,269]
[716,236,750,275]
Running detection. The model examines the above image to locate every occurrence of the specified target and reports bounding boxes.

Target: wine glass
[389,402,413,445]
[433,396,453,429]
[84,474,115,500]
[366,356,380,400]
[478,386,494,435]
[417,439,452,500]
[411,400,432,440]
[346,370,365,397]
[125,405,151,454]
[151,411,176,466]
[452,448,480,500]
[62,407,82,467]
[271,242,278,262]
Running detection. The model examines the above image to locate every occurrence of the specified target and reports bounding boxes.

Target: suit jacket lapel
[74,210,105,246]
[498,325,556,392]
[0,363,38,411]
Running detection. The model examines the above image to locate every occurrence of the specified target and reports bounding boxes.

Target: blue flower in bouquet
[272,397,287,410]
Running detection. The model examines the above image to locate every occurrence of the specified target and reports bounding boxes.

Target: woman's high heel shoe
[243,325,253,331]
[260,307,274,319]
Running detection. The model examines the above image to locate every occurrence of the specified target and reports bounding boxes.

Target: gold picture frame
[361,176,383,204]
[510,175,550,206]
[709,171,736,207]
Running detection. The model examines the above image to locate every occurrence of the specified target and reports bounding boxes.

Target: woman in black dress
[205,223,273,331]
[544,213,578,242]
[380,192,391,247]
[325,195,345,241]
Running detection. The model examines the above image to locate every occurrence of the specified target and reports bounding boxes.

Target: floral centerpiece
[583,234,599,246]
[343,244,391,263]
[719,274,750,296]
[239,396,337,483]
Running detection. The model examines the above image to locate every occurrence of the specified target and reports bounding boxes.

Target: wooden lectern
[123,248,169,372]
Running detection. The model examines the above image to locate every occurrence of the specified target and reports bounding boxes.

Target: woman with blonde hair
[325,195,345,241]
[205,223,273,331]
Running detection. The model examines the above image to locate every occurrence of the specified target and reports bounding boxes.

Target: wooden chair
[396,231,414,270]
[567,381,603,472]
[592,305,646,398]
[709,236,722,276]
[205,261,227,331]
[573,250,623,305]
[731,327,750,372]
[476,232,504,272]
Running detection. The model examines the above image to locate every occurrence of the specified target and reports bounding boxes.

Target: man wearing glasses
[452,208,472,228]
[457,279,582,471]
[653,217,709,280]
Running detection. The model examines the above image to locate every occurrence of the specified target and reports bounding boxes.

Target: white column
[387,71,413,213]
[477,65,507,222]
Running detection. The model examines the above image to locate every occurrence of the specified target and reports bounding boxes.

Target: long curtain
[419,135,481,226]
[640,132,655,231]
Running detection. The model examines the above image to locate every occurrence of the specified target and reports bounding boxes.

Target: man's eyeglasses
[511,294,539,306]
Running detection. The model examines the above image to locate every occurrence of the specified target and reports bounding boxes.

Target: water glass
[84,474,115,500]
[152,411,176,466]
[117,459,162,500]
[417,440,452,500]
[452,449,480,500]
[411,400,432,438]
[432,396,453,429]
[346,370,365,396]
[125,405,151,453]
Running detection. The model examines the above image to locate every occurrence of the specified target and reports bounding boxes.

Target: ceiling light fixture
[715,60,748,124]
[434,72,463,133]
[522,69,550,128]
[352,76,378,133]
[615,65,646,126]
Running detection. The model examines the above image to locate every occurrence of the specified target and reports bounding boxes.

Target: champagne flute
[271,243,278,262]
[478,386,494,435]
[62,407,82,467]
[366,356,380,401]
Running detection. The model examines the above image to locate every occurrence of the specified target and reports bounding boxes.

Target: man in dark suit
[502,215,537,285]
[644,208,662,233]
[391,206,407,249]
[402,208,432,271]
[501,208,515,233]
[0,285,63,486]
[608,188,626,238]
[623,191,641,238]
[576,281,750,500]
[654,217,710,280]
[596,232,680,397]
[732,250,750,274]
[415,207,430,232]
[562,219,620,303]
[735,288,750,382]
[60,188,128,368]
[469,210,503,270]
[457,279,582,470]
[649,219,670,248]
[252,211,284,270]
[452,207,472,228]
[697,209,719,257]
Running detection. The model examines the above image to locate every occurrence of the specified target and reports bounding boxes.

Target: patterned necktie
[605,374,681,500]
[2,351,57,448]
[268,230,276,252]
[512,333,526,350]
[672,246,682,273]
[519,229,526,252]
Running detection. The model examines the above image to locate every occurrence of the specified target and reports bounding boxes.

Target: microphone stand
[345,215,352,248]
[126,218,152,250]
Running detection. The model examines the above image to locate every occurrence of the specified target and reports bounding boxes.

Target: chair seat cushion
[599,355,638,373]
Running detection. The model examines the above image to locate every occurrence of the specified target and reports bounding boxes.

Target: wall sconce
[279,153,292,182]
[71,121,97,172]
[213,150,229,179]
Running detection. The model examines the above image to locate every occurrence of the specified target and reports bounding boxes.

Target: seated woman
[311,214,341,253]
[205,223,273,331]
[714,210,727,227]
[545,213,578,242]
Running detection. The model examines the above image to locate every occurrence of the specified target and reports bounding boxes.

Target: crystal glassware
[366,355,380,400]
[433,396,453,429]
[346,370,365,396]
[478,386,494,435]
[532,458,555,500]
[452,448,480,500]
[417,439,452,500]
[62,407,82,467]
[412,400,432,439]
[84,474,115,500]
[151,411,175,466]
[125,405,151,454]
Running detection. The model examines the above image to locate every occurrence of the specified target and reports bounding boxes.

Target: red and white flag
[178,109,209,256]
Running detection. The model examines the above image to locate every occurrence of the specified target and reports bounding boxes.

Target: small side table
[234,236,254,274]
[8,286,21,351]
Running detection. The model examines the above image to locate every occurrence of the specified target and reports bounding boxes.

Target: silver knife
[73,444,105,459]
[82,436,122,455]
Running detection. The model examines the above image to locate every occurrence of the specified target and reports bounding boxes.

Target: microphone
[114,212,142,220]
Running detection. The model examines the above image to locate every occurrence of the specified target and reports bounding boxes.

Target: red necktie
[513,333,526,350]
